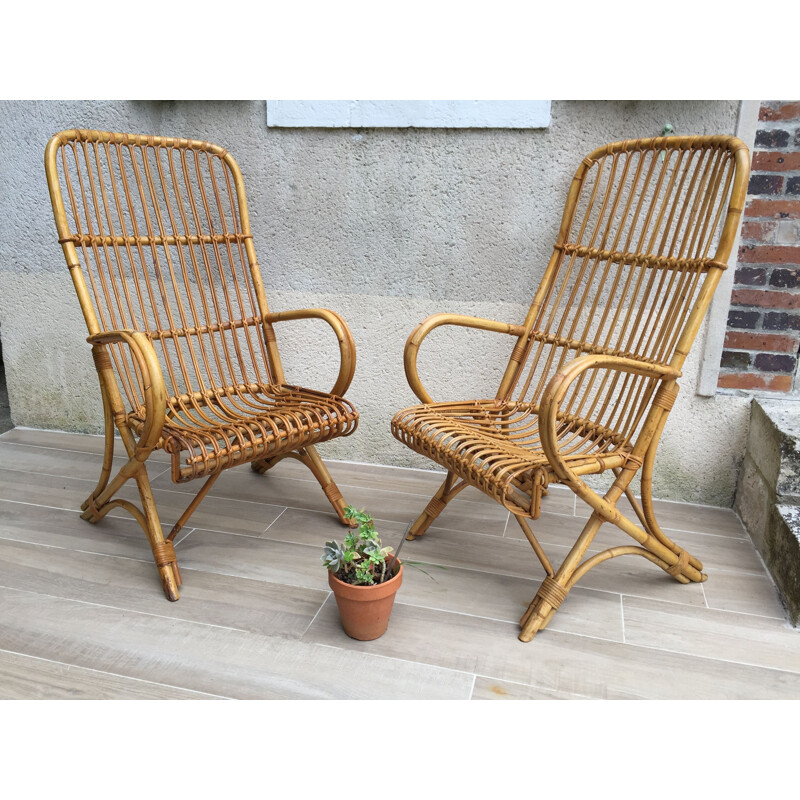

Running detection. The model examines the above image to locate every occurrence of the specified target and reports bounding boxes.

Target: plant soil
[331,561,399,587]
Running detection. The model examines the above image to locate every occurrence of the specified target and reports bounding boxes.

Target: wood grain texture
[0,586,473,700]
[0,499,162,560]
[0,429,796,699]
[156,467,511,536]
[175,528,329,590]
[0,442,161,483]
[0,468,100,511]
[0,650,222,700]
[0,428,171,462]
[306,596,800,699]
[0,537,328,638]
[701,569,788,619]
[471,676,592,700]
[574,494,748,539]
[622,596,800,674]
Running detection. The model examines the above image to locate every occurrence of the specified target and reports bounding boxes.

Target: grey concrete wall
[0,100,748,506]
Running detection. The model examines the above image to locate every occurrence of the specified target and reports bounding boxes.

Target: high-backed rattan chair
[45,129,359,601]
[392,135,750,642]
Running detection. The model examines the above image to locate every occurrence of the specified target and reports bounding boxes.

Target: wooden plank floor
[1,427,798,700]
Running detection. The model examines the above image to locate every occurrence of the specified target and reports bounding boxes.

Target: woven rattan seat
[393,398,632,517]
[45,129,359,600]
[391,135,751,642]
[129,383,358,482]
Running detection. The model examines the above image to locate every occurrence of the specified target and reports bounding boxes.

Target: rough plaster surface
[0,99,746,506]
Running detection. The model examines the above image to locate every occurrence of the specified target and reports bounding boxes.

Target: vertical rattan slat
[391,134,750,642]
[45,129,359,601]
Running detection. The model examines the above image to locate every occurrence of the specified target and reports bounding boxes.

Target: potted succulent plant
[322,505,403,640]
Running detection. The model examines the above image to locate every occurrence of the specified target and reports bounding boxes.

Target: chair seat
[129,383,358,483]
[392,399,631,517]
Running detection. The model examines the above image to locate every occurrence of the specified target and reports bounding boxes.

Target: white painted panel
[267,100,551,128]
[696,100,760,397]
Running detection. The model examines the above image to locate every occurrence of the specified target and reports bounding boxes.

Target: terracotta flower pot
[328,557,403,641]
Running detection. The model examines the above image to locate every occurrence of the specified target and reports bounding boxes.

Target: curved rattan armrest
[404,314,526,404]
[86,329,167,459]
[539,354,681,484]
[264,308,356,397]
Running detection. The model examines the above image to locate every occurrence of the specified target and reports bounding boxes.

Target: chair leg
[518,512,605,642]
[254,444,356,527]
[597,466,706,586]
[517,463,709,641]
[299,445,355,526]
[80,440,181,601]
[633,464,705,579]
[134,466,182,601]
[406,471,469,540]
[97,401,116,494]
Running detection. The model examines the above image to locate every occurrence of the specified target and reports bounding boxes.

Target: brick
[727,309,760,328]
[717,373,793,392]
[754,353,797,373]
[763,311,800,331]
[744,199,800,219]
[755,130,791,149]
[734,266,767,285]
[747,174,784,195]
[731,289,800,309]
[777,221,800,244]
[738,245,800,264]
[741,221,776,242]
[763,311,789,329]
[770,268,800,288]
[751,152,800,172]
[788,177,800,196]
[720,350,751,369]
[759,103,800,122]
[724,331,798,352]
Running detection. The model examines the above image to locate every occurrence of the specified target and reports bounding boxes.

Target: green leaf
[323,507,387,584]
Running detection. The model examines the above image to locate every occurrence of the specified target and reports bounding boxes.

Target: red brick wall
[719,101,800,392]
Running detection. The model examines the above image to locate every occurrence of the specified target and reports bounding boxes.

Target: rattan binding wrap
[45,129,359,601]
[391,135,751,642]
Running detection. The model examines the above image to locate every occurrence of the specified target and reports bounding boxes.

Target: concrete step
[735,399,800,623]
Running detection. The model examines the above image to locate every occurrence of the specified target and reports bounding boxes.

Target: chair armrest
[538,354,680,484]
[264,308,356,397]
[404,313,526,404]
[86,329,167,459]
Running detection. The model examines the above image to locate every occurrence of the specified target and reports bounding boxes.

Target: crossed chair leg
[406,470,470,540]
[251,444,356,527]
[80,408,353,600]
[405,463,707,643]
[79,405,184,600]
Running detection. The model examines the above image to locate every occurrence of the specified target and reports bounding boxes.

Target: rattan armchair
[45,129,359,600]
[392,135,750,642]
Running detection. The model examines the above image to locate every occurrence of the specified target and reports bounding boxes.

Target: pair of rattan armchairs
[44,129,749,642]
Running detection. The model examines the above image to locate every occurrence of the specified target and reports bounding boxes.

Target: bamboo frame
[45,129,359,600]
[391,135,751,642]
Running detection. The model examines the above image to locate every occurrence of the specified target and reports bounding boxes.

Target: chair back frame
[494,135,750,462]
[45,129,290,416]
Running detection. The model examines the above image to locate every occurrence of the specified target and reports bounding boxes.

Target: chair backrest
[45,129,283,413]
[499,135,750,449]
